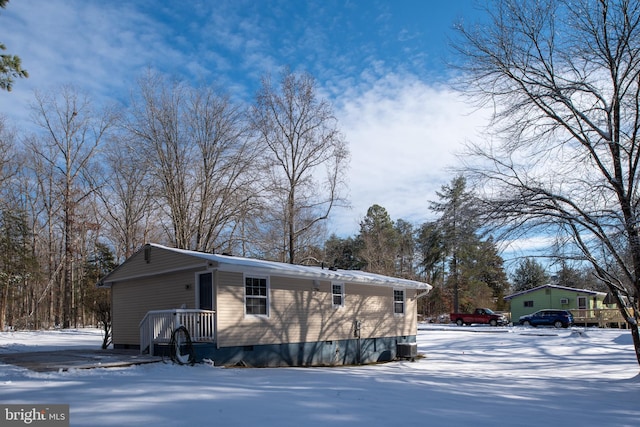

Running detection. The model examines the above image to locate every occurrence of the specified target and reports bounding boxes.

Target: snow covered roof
[103,243,432,290]
[504,283,606,300]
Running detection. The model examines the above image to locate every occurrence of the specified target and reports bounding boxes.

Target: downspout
[416,290,430,299]
[354,320,361,364]
[215,269,219,350]
[204,262,219,350]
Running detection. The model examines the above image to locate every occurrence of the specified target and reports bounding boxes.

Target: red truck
[450,308,507,326]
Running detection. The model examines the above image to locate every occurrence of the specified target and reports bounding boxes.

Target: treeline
[325,177,511,318]
[1,69,589,331]
[0,69,349,330]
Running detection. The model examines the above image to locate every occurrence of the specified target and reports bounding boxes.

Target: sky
[0,1,492,241]
[1,326,639,426]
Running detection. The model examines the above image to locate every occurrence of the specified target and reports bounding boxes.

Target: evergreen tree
[416,222,449,318]
[394,219,415,279]
[511,258,548,292]
[430,176,480,312]
[466,238,510,310]
[428,176,509,313]
[416,221,446,284]
[358,204,399,275]
[323,234,364,270]
[553,261,583,288]
[0,1,28,92]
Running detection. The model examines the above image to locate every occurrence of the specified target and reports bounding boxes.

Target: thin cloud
[330,73,490,235]
[1,0,494,244]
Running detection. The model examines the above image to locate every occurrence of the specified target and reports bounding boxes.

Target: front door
[577,296,587,318]
[198,272,213,311]
[196,272,215,342]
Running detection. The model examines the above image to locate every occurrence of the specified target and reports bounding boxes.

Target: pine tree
[0,1,28,92]
[358,204,399,275]
[428,176,509,312]
[511,258,548,292]
[430,176,479,312]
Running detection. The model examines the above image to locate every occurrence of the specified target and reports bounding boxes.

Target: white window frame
[577,296,587,310]
[332,282,344,308]
[394,289,405,315]
[244,274,270,317]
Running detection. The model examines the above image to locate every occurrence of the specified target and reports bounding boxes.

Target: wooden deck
[571,308,630,328]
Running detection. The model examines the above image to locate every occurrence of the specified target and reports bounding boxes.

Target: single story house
[504,284,617,326]
[98,243,432,367]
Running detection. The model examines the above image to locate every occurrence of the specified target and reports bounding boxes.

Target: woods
[0,69,353,330]
[1,84,511,332]
[0,68,569,332]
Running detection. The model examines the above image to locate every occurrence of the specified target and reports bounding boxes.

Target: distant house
[504,284,622,326]
[98,243,432,367]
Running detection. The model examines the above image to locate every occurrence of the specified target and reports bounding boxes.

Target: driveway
[0,348,161,372]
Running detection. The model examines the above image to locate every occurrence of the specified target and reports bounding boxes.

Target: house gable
[100,244,209,286]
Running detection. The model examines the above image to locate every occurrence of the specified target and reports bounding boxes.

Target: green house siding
[506,285,606,322]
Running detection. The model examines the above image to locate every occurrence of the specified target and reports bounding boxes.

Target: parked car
[519,309,574,328]
[450,308,508,326]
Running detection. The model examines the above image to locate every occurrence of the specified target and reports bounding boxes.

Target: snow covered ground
[1,325,639,427]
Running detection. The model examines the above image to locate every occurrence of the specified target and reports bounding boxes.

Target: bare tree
[96,132,157,260]
[453,0,640,364]
[251,69,349,264]
[23,135,63,328]
[0,128,40,330]
[127,72,258,253]
[29,86,114,328]
[0,115,17,194]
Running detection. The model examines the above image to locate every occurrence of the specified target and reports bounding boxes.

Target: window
[245,276,268,316]
[332,283,344,307]
[524,301,534,307]
[394,290,405,314]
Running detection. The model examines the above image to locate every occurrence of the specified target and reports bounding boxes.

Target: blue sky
[1,0,500,245]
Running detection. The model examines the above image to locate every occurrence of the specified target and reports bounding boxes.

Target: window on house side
[394,290,405,314]
[332,283,344,307]
[245,276,268,316]
[524,300,533,307]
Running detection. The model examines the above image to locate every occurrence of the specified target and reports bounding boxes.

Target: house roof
[504,284,607,300]
[100,243,432,291]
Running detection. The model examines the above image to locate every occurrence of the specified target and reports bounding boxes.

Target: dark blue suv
[519,309,574,328]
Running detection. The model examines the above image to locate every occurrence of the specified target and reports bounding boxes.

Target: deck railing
[139,309,216,356]
[572,308,632,327]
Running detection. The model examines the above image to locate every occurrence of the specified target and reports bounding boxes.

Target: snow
[130,243,432,290]
[1,325,639,427]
